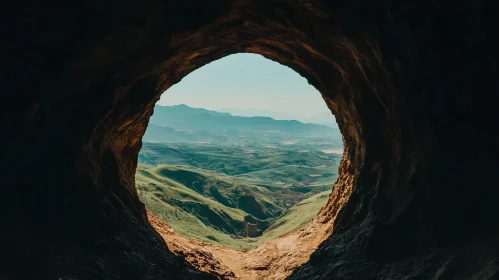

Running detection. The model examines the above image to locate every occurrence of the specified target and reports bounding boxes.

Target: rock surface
[148,209,334,280]
[3,0,499,279]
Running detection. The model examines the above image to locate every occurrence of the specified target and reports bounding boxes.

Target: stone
[2,0,498,279]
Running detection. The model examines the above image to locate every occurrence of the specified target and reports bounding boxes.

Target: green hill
[147,164,283,219]
[136,164,283,249]
[136,163,332,250]
[257,191,330,243]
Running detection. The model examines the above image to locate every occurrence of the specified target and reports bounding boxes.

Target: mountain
[217,107,338,128]
[302,112,337,127]
[146,105,338,137]
[142,123,230,143]
[217,107,300,121]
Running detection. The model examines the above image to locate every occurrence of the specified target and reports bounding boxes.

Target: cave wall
[3,0,499,279]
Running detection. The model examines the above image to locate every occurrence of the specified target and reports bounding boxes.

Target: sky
[157,53,331,119]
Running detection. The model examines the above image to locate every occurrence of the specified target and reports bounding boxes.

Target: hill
[142,123,230,143]
[136,163,335,250]
[216,107,300,121]
[217,107,338,127]
[257,191,330,243]
[138,142,341,180]
[143,105,343,148]
[136,163,276,250]
[145,105,340,140]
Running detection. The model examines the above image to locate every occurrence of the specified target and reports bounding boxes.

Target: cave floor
[147,210,333,280]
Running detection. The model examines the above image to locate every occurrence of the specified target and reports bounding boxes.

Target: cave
[3,1,499,279]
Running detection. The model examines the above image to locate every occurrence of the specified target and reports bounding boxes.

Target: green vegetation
[137,164,255,249]
[137,163,332,250]
[136,105,342,250]
[257,191,330,243]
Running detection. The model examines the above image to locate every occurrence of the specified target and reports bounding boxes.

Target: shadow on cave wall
[2,0,499,279]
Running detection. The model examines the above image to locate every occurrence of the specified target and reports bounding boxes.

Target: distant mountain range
[301,112,337,127]
[216,108,299,121]
[217,107,337,127]
[143,105,340,143]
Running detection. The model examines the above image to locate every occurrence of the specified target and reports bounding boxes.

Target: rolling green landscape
[136,105,342,250]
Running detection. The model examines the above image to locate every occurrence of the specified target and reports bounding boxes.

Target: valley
[136,105,343,250]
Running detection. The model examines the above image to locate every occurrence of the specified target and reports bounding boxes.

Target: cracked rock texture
[3,0,498,279]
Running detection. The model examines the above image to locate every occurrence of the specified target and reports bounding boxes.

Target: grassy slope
[136,164,333,250]
[148,164,283,218]
[136,143,341,250]
[137,164,277,250]
[257,191,330,244]
[140,192,256,250]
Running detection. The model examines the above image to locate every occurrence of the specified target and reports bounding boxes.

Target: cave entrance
[136,53,347,278]
[9,1,499,279]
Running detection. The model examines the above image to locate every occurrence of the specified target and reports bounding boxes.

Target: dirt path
[147,210,333,280]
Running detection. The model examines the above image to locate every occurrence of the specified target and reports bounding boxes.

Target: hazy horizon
[157,53,332,120]
[154,103,336,126]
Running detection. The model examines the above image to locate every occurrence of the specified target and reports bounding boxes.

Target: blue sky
[157,53,331,119]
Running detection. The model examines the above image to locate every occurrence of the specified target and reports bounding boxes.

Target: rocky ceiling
[3,0,498,279]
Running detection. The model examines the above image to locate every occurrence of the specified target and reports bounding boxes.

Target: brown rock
[2,0,498,279]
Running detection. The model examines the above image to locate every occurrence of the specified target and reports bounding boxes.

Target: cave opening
[136,53,349,278]
[5,1,499,279]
